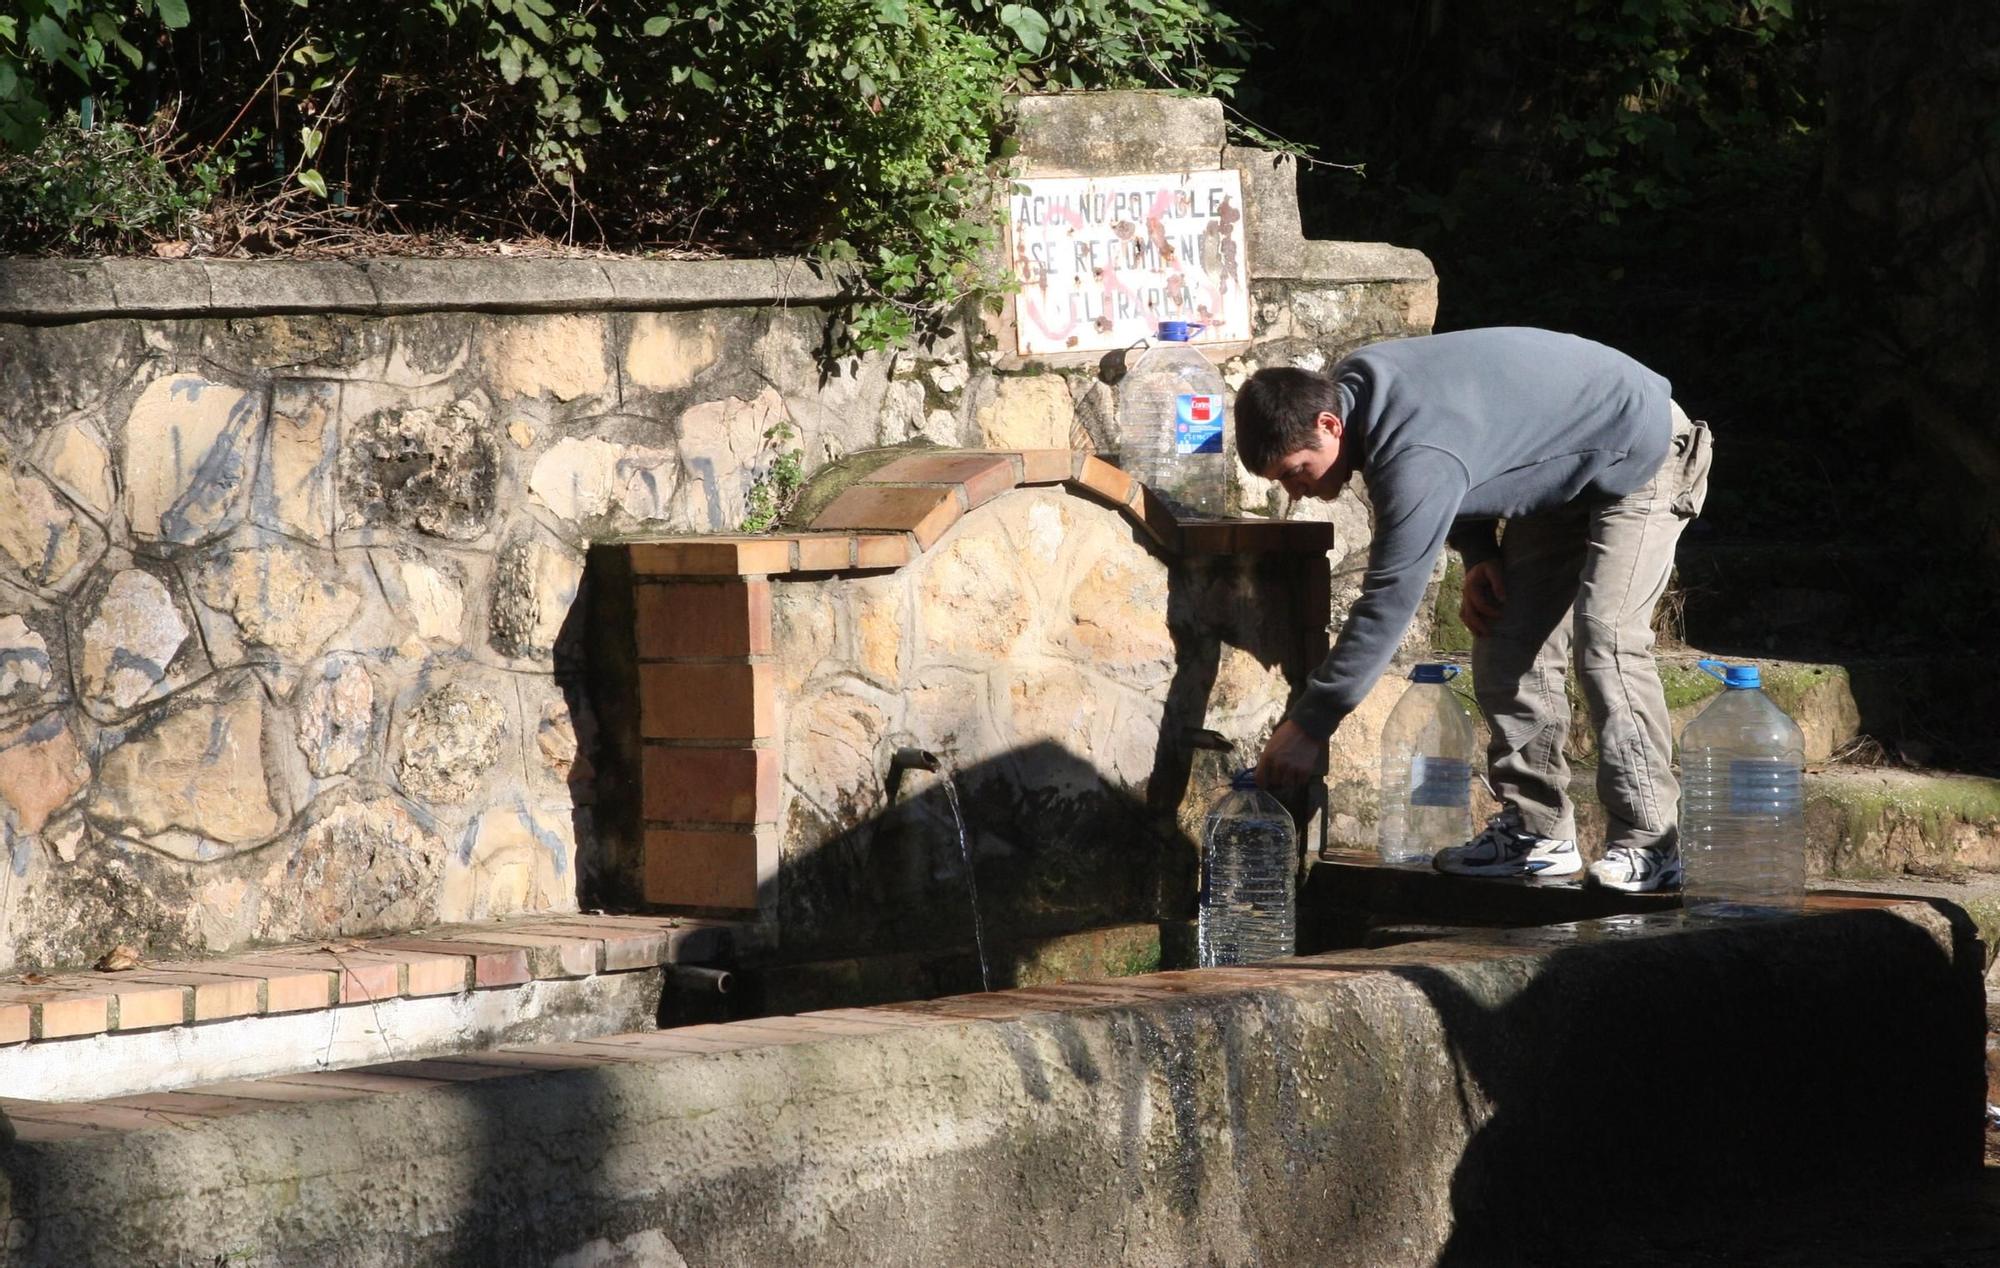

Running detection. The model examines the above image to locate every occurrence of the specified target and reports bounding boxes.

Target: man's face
[1258,412,1349,501]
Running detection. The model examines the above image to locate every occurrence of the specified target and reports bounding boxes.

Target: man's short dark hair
[1235,367,1344,475]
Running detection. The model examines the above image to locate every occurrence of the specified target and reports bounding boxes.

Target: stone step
[1808,872,2000,981]
[1554,763,2000,882]
[1326,651,1866,847]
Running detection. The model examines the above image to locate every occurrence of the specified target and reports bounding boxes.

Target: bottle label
[1409,756,1471,808]
[1727,758,1803,813]
[1174,392,1225,455]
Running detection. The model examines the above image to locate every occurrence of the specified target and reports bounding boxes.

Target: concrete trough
[0,896,1981,1266]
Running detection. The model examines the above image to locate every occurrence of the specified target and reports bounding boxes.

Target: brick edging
[0,914,731,1047]
[620,450,1334,580]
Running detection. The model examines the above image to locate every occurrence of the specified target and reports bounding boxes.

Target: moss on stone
[1658,662,1726,712]
[1811,770,2000,828]
[779,442,936,531]
[1809,769,2000,876]
[1009,923,1162,987]
[1656,658,1847,717]
[1111,940,1163,978]
[1752,661,1850,718]
[1432,556,1474,654]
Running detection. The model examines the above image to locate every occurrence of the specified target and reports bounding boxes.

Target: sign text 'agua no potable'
[1007,170,1251,357]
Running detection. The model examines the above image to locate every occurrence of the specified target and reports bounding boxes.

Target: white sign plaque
[1007,170,1250,357]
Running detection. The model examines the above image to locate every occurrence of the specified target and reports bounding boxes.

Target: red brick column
[632,544,786,911]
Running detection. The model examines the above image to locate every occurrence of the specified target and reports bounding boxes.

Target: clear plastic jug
[1116,320,1228,514]
[1378,663,1477,864]
[1198,770,1297,966]
[1678,659,1807,917]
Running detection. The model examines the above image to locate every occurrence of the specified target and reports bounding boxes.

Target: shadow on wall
[576,505,1333,970]
[550,565,613,908]
[762,543,1330,971]
[571,546,641,912]
[1373,907,1984,1264]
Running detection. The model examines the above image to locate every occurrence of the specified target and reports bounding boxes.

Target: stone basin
[0,893,1979,1266]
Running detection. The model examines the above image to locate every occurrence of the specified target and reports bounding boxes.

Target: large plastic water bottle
[1116,320,1228,514]
[1678,659,1807,917]
[1378,663,1477,864]
[1198,770,1297,966]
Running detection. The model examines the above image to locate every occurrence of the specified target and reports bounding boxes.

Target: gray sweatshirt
[1289,327,1673,740]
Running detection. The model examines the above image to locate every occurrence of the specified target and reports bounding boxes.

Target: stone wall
[0,267,913,971]
[1821,0,2000,573]
[768,487,1328,962]
[592,457,1332,970]
[0,91,1436,971]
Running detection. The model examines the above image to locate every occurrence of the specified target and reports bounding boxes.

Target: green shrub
[0,112,237,252]
[0,0,1256,346]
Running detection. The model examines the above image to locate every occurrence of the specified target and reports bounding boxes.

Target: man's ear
[1315,410,1344,442]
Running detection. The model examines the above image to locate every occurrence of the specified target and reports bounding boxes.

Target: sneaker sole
[1435,856,1583,880]
[1584,867,1684,894]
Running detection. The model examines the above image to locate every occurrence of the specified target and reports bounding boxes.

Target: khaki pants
[1471,405,1714,852]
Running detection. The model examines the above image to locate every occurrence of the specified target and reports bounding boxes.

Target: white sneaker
[1432,810,1582,879]
[1586,844,1684,893]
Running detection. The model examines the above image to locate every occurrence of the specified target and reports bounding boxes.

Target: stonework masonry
[599,453,1333,963]
[0,91,1437,970]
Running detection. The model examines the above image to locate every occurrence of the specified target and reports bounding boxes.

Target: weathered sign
[1007,170,1250,357]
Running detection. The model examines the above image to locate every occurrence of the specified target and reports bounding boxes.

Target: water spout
[667,965,734,995]
[885,746,942,804]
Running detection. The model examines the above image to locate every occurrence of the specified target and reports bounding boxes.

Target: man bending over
[1238,327,1712,892]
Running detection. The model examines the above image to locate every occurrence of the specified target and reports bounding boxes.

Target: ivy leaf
[298,168,328,198]
[300,125,323,158]
[153,0,192,29]
[26,16,73,67]
[997,4,1049,56]
[516,8,554,42]
[643,15,672,35]
[497,45,523,82]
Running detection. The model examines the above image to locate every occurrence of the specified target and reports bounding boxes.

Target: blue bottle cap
[1230,768,1261,791]
[1697,659,1762,689]
[1410,663,1461,684]
[1156,320,1198,342]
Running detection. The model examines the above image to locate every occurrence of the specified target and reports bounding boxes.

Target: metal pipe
[885,746,943,802]
[667,965,733,995]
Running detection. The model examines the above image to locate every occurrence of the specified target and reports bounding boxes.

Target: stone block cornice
[0,256,856,324]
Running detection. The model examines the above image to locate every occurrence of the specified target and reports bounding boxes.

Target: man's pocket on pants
[1669,419,1713,519]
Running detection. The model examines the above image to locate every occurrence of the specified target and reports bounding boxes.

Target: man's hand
[1459,560,1507,638]
[1255,718,1324,790]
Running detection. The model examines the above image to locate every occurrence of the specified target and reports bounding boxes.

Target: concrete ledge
[0,256,853,324]
[0,897,1979,1265]
[1299,239,1438,283]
